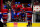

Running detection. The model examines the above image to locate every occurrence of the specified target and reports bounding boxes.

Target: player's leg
[27,18,31,27]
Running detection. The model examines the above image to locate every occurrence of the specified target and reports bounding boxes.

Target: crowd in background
[34,0,40,5]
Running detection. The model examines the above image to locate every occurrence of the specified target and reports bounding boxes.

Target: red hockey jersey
[27,7,32,18]
[1,9,8,13]
[17,5,20,9]
[16,5,20,12]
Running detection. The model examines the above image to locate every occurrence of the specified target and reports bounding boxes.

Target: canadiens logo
[14,22,17,27]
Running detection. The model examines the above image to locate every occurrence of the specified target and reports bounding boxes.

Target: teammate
[22,5,27,22]
[26,4,32,26]
[1,8,8,25]
[11,2,17,22]
[23,4,32,26]
[11,8,14,22]
[27,6,32,26]
[16,2,20,21]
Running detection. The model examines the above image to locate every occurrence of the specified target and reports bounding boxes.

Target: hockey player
[26,5,32,26]
[11,7,15,22]
[22,5,27,22]
[15,2,18,13]
[11,2,17,22]
[11,9,16,22]
[17,2,20,12]
[16,2,20,12]
[23,4,32,26]
[16,2,20,21]
[1,8,8,25]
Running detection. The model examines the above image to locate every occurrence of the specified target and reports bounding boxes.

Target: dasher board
[7,22,28,27]
[6,22,40,27]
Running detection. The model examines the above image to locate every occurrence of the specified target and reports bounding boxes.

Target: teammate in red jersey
[11,5,17,22]
[25,6,32,26]
[16,5,20,21]
[1,9,8,25]
[22,5,27,22]
[27,7,32,25]
[17,2,20,12]
[23,4,32,26]
[17,4,20,11]
[15,2,21,21]
[15,2,18,13]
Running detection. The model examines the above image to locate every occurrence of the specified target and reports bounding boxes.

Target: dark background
[34,0,40,2]
[15,0,31,3]
[3,0,31,4]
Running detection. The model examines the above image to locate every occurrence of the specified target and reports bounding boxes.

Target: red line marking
[14,22,17,25]
[14,22,18,27]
